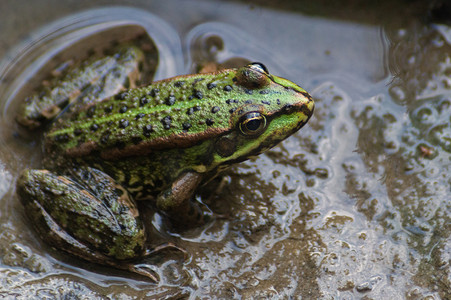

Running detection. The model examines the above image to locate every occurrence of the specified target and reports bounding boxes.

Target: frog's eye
[239,112,267,136]
[248,62,269,74]
[236,63,272,89]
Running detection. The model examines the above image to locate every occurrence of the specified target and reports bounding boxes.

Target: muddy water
[0,0,450,298]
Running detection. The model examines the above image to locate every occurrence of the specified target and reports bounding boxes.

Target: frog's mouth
[261,94,315,143]
[272,97,315,128]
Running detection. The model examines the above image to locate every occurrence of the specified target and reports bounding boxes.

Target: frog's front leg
[156,171,209,226]
[17,166,174,281]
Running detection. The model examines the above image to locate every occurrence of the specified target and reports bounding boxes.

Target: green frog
[16,45,314,281]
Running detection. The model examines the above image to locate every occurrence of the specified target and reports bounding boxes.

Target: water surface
[0,0,449,298]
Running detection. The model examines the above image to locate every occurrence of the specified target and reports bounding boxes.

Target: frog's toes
[127,263,160,282]
[144,242,189,260]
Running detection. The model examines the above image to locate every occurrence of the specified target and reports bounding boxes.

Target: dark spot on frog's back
[225,99,238,105]
[140,97,149,106]
[161,116,172,129]
[135,113,145,120]
[182,122,192,131]
[119,119,129,128]
[192,78,204,86]
[187,106,201,115]
[53,133,70,143]
[90,123,99,132]
[223,85,233,92]
[142,124,153,137]
[193,90,203,99]
[119,105,128,113]
[207,82,217,89]
[174,80,185,87]
[104,105,113,113]
[166,95,176,106]
[149,88,159,97]
[87,106,96,118]
[115,92,128,100]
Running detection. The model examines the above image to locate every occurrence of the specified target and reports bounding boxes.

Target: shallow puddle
[0,0,449,298]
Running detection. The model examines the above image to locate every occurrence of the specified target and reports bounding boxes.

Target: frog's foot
[127,243,188,281]
[17,168,160,281]
[126,264,159,282]
[144,242,188,259]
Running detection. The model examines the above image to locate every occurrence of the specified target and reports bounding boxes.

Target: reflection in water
[0,2,450,299]
[351,25,450,297]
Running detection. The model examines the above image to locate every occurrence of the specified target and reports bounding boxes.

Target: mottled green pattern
[16,46,143,129]
[18,168,145,260]
[46,68,313,159]
[16,54,314,279]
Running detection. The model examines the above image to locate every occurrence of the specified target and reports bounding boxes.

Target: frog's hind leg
[24,197,159,282]
[17,167,161,281]
[16,46,143,129]
[66,46,144,113]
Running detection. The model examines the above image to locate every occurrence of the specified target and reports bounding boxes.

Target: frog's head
[211,62,314,168]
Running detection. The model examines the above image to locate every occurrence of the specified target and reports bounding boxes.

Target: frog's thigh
[17,168,146,261]
[156,171,206,225]
[21,189,107,263]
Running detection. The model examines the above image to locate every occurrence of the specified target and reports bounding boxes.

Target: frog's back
[46,64,314,166]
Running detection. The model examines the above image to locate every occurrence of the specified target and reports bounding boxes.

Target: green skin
[16,45,314,280]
